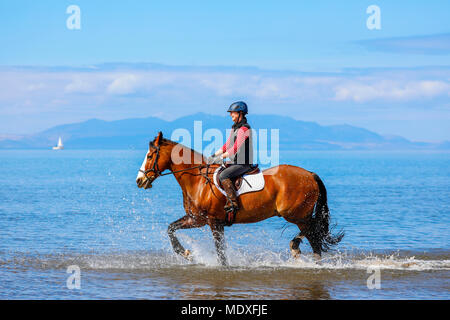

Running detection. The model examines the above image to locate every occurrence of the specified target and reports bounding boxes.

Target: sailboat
[52,137,64,150]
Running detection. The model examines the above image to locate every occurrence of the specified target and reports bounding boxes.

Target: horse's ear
[154,131,163,146]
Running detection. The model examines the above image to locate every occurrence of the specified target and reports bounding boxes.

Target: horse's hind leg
[282,218,308,259]
[290,232,304,259]
[305,234,322,260]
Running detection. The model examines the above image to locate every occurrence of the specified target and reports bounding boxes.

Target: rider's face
[230,111,240,122]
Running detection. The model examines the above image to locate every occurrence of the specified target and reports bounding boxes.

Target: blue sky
[0,0,449,141]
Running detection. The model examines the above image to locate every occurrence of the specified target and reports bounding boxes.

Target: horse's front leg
[168,215,203,260]
[210,222,228,266]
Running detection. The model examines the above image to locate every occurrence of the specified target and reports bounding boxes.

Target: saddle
[216,164,260,190]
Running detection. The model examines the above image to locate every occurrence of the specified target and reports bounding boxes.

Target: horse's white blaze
[136,151,149,180]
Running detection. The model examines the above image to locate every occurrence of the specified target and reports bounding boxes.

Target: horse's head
[136,131,172,189]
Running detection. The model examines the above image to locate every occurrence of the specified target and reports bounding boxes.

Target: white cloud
[26,83,46,91]
[357,33,450,55]
[0,64,449,140]
[333,79,450,102]
[107,74,141,95]
[65,77,98,93]
[0,64,449,116]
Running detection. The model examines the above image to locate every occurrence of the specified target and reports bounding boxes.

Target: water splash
[4,247,448,273]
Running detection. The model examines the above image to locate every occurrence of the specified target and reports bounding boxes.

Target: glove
[207,155,222,165]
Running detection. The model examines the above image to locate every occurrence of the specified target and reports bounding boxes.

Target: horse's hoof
[183,249,193,261]
[313,253,322,261]
[290,249,301,259]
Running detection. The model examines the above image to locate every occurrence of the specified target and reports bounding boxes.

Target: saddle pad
[213,166,265,196]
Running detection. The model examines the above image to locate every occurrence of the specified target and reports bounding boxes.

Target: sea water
[0,150,448,299]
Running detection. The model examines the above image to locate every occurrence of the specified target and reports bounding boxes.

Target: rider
[207,101,254,221]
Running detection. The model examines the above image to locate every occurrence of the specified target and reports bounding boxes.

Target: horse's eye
[147,154,152,160]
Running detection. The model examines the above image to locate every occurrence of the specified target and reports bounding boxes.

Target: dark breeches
[219,164,253,182]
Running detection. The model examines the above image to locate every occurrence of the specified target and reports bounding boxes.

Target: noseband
[139,145,163,180]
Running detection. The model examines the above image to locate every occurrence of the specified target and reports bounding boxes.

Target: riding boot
[221,178,239,224]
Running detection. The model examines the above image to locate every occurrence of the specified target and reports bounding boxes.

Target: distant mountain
[0,113,447,150]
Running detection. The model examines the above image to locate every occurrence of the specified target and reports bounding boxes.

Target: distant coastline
[0,113,448,150]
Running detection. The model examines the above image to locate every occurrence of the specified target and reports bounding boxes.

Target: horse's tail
[306,172,344,253]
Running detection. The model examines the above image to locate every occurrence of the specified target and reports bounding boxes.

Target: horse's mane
[158,137,206,160]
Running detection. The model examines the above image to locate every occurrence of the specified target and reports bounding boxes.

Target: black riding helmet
[227,101,248,114]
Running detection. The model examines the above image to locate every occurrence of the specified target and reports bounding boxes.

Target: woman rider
[207,101,254,222]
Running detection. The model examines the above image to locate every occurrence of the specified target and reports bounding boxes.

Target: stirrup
[224,206,237,225]
[224,204,237,213]
[224,198,239,213]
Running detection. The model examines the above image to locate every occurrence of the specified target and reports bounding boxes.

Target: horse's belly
[234,209,276,224]
[235,188,278,223]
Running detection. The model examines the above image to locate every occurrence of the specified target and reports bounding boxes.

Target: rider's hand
[207,155,222,165]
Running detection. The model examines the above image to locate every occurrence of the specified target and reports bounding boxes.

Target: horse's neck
[168,146,204,197]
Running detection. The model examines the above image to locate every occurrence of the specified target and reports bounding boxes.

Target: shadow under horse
[136,132,344,266]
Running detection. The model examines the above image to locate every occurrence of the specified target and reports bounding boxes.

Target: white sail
[53,137,64,150]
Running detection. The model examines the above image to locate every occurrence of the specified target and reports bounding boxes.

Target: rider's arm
[223,126,250,158]
[215,130,232,158]
[214,148,224,157]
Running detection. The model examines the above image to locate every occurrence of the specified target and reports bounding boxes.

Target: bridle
[139,144,207,180]
[139,142,223,200]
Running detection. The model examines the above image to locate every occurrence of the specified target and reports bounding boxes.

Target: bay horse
[136,132,343,266]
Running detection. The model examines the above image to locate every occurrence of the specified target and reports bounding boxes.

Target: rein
[139,145,212,180]
[139,164,205,178]
[139,142,226,201]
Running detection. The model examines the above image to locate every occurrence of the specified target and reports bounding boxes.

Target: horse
[136,131,343,266]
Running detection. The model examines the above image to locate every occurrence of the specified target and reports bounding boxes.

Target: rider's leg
[219,164,253,182]
[219,164,252,216]
[221,178,239,212]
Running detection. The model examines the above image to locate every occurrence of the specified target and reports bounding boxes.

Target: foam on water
[4,247,449,273]
[178,233,450,271]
